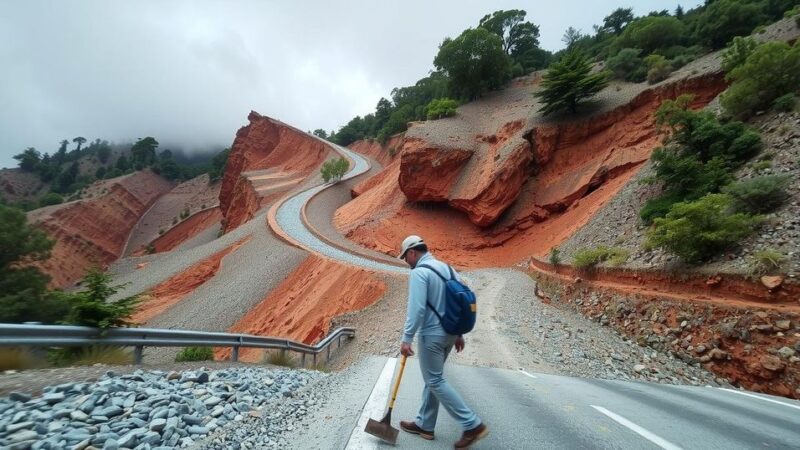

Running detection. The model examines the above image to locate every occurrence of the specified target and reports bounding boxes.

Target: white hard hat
[398,235,425,259]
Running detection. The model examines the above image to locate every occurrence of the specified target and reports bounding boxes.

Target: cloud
[0,0,701,168]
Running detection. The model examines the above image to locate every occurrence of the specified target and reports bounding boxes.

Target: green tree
[434,27,512,100]
[72,136,87,152]
[646,194,762,262]
[13,147,41,172]
[95,141,112,163]
[535,50,609,115]
[130,137,159,166]
[721,41,800,118]
[208,148,229,182]
[321,157,349,183]
[59,268,141,329]
[645,54,671,84]
[55,161,80,193]
[312,129,328,139]
[602,7,634,35]
[0,204,64,323]
[55,140,69,166]
[695,0,766,49]
[616,16,686,54]
[478,9,540,55]
[115,155,130,172]
[562,27,584,48]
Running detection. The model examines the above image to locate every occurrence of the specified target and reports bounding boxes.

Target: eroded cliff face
[216,255,386,362]
[219,111,329,232]
[28,170,173,288]
[339,72,728,267]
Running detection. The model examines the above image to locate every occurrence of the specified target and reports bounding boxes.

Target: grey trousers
[414,334,481,431]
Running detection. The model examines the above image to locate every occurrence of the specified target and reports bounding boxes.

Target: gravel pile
[0,367,325,450]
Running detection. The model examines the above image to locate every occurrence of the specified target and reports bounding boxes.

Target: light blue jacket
[402,252,460,344]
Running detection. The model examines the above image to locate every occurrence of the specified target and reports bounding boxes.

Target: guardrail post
[326,344,331,362]
[313,352,317,367]
[301,353,306,368]
[232,346,239,362]
[134,345,143,365]
[338,334,342,350]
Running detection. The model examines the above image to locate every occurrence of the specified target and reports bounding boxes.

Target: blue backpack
[417,264,477,335]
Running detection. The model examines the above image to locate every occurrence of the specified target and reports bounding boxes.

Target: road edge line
[345,357,399,449]
[711,387,800,411]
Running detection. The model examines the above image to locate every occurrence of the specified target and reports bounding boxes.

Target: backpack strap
[415,264,448,323]
[417,264,454,281]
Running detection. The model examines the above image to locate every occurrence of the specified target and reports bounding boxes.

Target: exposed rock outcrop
[219,111,330,232]
[338,66,727,267]
[27,170,173,288]
[217,255,386,362]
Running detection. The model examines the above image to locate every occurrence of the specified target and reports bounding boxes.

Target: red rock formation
[348,134,403,167]
[335,73,728,267]
[28,170,173,288]
[219,111,330,232]
[139,207,223,255]
[216,255,386,362]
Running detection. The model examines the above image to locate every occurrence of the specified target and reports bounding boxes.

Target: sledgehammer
[364,355,408,444]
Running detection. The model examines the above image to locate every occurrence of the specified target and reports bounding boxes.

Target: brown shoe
[454,423,489,449]
[400,420,434,440]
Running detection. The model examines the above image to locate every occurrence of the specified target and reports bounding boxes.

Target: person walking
[396,235,489,449]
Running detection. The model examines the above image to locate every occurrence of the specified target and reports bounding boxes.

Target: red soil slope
[217,255,386,362]
[219,111,329,232]
[339,74,726,268]
[27,170,173,288]
[137,207,222,255]
[133,237,250,323]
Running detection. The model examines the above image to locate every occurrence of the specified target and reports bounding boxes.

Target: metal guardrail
[0,323,355,367]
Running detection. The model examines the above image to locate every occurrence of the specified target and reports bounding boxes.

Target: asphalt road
[330,357,800,450]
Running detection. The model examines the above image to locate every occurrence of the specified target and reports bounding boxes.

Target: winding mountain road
[269,139,800,449]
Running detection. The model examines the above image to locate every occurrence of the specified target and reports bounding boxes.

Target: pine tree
[535,50,609,116]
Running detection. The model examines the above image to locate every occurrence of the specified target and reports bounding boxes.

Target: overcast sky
[0,0,701,168]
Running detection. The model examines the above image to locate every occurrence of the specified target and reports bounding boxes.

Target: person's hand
[455,335,465,353]
[400,342,415,357]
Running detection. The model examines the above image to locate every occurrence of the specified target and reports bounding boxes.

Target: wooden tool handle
[388,354,407,409]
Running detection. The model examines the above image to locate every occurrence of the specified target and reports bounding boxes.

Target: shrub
[573,246,629,269]
[645,54,671,84]
[39,192,64,207]
[773,93,797,112]
[264,350,295,368]
[695,0,766,49]
[721,41,800,118]
[640,192,686,224]
[180,208,190,220]
[646,194,762,262]
[606,48,646,82]
[549,248,562,265]
[175,346,214,362]
[616,16,685,54]
[748,249,788,278]
[424,98,459,120]
[751,160,772,172]
[721,37,758,75]
[669,54,693,70]
[722,175,791,214]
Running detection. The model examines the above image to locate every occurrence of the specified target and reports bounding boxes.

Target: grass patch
[573,246,630,269]
[0,348,46,371]
[264,350,296,368]
[549,248,562,265]
[748,249,788,279]
[71,346,133,366]
[751,160,772,172]
[175,346,214,362]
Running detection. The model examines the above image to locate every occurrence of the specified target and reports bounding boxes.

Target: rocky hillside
[337,53,726,268]
[27,170,173,288]
[219,112,330,232]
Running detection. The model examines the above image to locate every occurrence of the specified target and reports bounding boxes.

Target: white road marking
[591,405,683,450]
[712,387,800,411]
[519,369,538,379]
[345,357,399,449]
